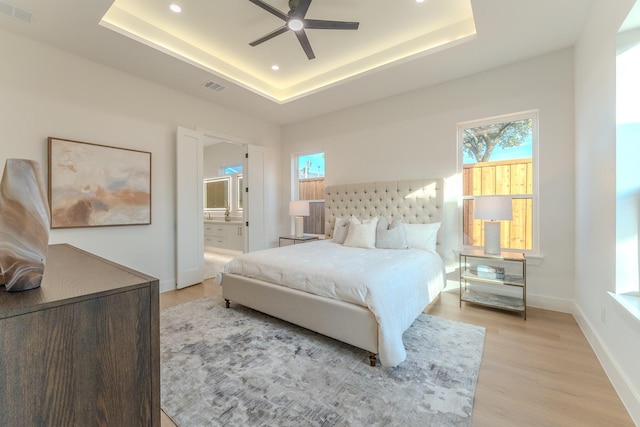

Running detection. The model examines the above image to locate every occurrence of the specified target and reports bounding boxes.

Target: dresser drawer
[205,235,226,247]
[204,224,227,237]
[212,226,227,237]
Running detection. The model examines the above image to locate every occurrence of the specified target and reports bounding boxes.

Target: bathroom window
[219,163,243,175]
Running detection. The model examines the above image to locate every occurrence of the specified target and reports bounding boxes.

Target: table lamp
[289,200,310,238]
[474,196,513,255]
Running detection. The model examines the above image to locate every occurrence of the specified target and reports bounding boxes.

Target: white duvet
[221,239,446,367]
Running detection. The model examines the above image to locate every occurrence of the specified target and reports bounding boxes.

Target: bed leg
[368,353,377,367]
[224,299,230,308]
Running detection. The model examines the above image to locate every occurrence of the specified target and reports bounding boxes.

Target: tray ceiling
[100,0,476,103]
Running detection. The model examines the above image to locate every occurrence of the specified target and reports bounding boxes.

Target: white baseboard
[526,293,574,313]
[448,281,638,424]
[573,303,640,426]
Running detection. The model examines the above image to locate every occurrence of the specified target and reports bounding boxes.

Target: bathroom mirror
[237,175,243,211]
[204,177,230,210]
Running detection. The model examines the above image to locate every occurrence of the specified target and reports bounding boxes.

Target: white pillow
[332,217,351,244]
[343,217,379,249]
[404,222,441,251]
[376,217,408,249]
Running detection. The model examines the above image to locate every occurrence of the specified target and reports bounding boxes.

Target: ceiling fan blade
[304,19,359,30]
[249,25,289,46]
[292,0,312,18]
[248,0,288,21]
[295,29,315,60]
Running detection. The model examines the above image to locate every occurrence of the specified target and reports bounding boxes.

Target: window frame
[457,109,540,256]
[292,150,326,199]
[291,150,325,236]
[615,32,640,297]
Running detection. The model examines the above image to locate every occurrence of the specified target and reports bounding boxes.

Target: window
[458,111,538,253]
[218,163,243,175]
[293,152,325,235]
[616,34,640,297]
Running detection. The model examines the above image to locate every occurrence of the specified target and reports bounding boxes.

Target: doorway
[176,126,267,289]
[203,139,245,279]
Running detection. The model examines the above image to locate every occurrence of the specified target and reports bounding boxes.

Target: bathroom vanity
[204,220,244,252]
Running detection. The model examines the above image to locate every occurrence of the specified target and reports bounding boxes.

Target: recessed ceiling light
[416,0,425,3]
[271,65,280,71]
[169,3,182,13]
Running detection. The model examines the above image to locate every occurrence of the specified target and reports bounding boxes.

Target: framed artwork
[48,137,151,228]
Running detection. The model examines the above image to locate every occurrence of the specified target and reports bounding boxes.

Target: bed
[220,179,445,367]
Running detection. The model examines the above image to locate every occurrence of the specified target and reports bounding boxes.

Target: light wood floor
[159,281,634,427]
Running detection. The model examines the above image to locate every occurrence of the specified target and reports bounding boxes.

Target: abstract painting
[48,137,151,228]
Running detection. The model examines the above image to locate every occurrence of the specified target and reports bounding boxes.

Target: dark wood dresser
[0,244,160,426]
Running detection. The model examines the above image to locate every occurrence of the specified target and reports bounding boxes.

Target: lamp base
[294,216,304,238]
[483,221,501,255]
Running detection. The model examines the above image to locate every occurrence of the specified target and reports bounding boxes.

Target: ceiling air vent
[202,81,225,92]
[0,1,12,16]
[0,1,34,23]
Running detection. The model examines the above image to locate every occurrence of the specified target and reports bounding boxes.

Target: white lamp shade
[474,196,513,221]
[289,200,310,216]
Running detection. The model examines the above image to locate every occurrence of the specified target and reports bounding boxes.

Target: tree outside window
[459,111,537,252]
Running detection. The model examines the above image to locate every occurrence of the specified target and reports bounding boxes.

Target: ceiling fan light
[288,18,304,31]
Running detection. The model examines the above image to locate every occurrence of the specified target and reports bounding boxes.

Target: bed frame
[222,178,444,366]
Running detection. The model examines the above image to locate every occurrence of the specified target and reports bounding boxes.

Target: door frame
[198,128,250,250]
[176,126,267,289]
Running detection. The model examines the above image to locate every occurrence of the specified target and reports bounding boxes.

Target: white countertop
[204,219,243,225]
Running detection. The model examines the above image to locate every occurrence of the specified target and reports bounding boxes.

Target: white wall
[282,49,576,310]
[574,0,640,423]
[203,143,244,179]
[0,29,281,292]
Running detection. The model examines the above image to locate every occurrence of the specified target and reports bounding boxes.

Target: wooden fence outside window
[299,178,325,235]
[463,158,533,251]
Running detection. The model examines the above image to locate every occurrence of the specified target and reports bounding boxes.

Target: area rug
[160,296,485,427]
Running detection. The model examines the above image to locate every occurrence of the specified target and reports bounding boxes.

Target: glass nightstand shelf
[459,249,527,319]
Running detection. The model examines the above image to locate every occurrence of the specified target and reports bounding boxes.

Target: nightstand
[459,249,527,319]
[279,235,319,247]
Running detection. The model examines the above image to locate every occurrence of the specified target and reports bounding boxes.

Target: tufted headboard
[324,178,444,251]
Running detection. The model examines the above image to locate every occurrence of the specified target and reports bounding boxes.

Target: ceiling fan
[248,0,359,60]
